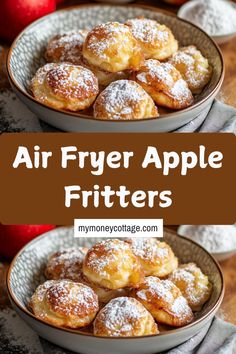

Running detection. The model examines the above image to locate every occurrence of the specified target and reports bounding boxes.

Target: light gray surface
[0,309,235,354]
[1,90,236,133]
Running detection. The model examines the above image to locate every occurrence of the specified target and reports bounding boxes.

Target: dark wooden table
[0,0,236,326]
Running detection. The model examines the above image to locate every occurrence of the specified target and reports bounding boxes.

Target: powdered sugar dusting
[46,64,97,98]
[169,50,197,87]
[179,225,236,253]
[136,72,148,84]
[142,60,174,86]
[86,239,131,276]
[169,46,211,92]
[47,280,96,315]
[94,297,147,336]
[35,63,55,85]
[182,0,236,36]
[127,238,169,262]
[33,63,98,100]
[137,277,174,303]
[46,30,88,65]
[126,18,169,45]
[36,280,55,302]
[137,60,192,104]
[171,295,190,317]
[169,263,211,307]
[86,22,131,60]
[45,247,87,282]
[94,80,151,120]
[169,78,191,101]
[137,276,192,320]
[35,280,98,318]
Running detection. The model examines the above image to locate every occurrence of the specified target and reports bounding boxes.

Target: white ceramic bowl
[7,4,224,132]
[178,225,236,261]
[178,0,236,45]
[7,227,224,354]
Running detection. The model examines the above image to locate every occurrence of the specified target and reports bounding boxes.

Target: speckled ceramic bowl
[7,227,224,354]
[7,4,224,132]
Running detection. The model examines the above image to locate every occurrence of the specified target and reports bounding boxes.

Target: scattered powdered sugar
[56,247,87,262]
[136,290,148,301]
[171,296,190,317]
[169,78,190,101]
[137,277,192,320]
[126,18,169,45]
[169,264,210,307]
[0,307,83,353]
[142,60,174,86]
[95,80,148,120]
[169,46,211,90]
[86,239,131,276]
[217,91,228,104]
[180,225,236,253]
[182,0,236,35]
[136,72,148,84]
[172,266,195,285]
[46,64,97,98]
[34,63,97,100]
[217,308,228,321]
[169,50,197,87]
[127,238,169,261]
[95,297,146,336]
[46,247,87,281]
[86,22,131,59]
[37,280,55,302]
[0,90,42,132]
[44,280,97,316]
[138,277,174,303]
[36,63,56,85]
[0,307,44,354]
[46,30,88,64]
[171,50,195,68]
[138,60,191,103]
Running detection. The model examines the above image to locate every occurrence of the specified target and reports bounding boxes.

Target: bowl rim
[177,0,236,38]
[6,3,225,124]
[7,226,225,340]
[178,225,236,256]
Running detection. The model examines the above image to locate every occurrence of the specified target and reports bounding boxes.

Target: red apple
[163,0,189,4]
[0,0,56,42]
[0,224,56,259]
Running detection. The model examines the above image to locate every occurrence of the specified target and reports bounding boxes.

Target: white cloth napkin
[0,89,236,133]
[174,101,236,133]
[166,317,236,354]
[0,308,236,354]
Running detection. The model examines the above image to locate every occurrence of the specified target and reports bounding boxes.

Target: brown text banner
[0,133,235,224]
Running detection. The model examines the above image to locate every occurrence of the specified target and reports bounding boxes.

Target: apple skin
[163,0,189,5]
[0,0,56,42]
[0,224,56,259]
